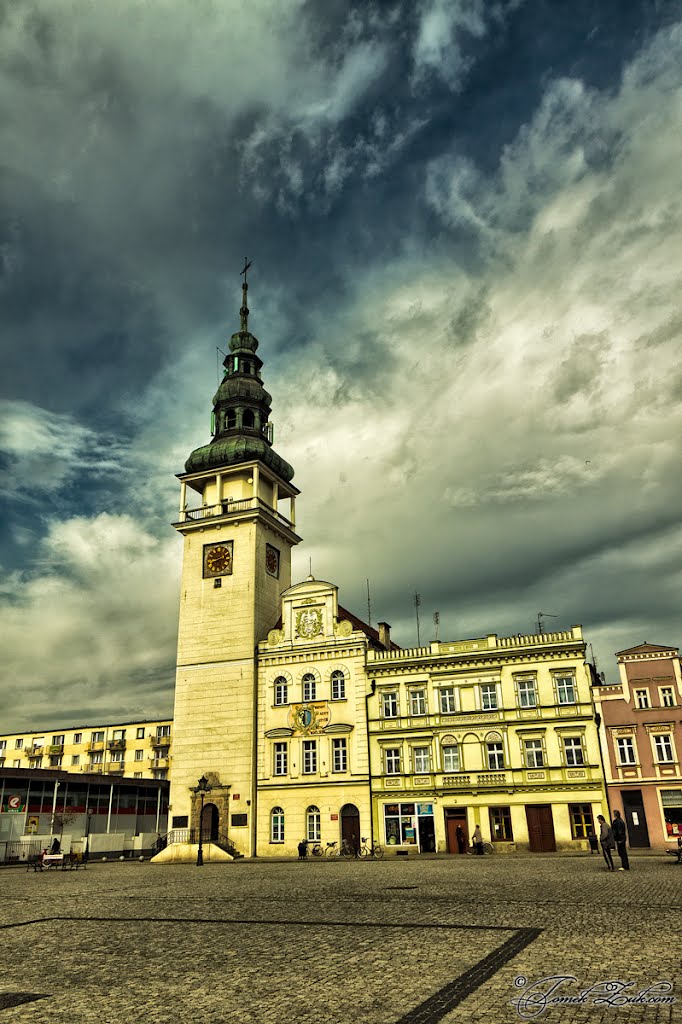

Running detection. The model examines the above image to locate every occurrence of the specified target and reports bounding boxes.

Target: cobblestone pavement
[0,853,679,1024]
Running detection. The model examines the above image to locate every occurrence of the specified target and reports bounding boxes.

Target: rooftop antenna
[433,611,440,641]
[414,592,421,646]
[537,612,558,634]
[366,579,372,628]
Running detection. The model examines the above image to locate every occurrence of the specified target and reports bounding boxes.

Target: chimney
[378,622,391,650]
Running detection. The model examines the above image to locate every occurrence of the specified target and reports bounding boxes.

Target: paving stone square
[0,853,679,1024]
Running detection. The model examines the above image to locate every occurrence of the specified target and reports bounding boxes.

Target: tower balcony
[179,495,294,530]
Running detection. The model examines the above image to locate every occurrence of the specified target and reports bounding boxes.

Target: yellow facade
[0,718,173,780]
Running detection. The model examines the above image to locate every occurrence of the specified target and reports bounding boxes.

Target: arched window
[302,673,316,702]
[242,409,255,428]
[274,677,288,705]
[226,410,237,429]
[244,361,252,375]
[306,805,321,842]
[331,670,346,700]
[270,807,284,843]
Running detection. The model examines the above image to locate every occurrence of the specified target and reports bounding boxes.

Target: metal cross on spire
[239,257,252,332]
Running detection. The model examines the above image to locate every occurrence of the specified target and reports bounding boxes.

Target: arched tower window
[331,670,346,700]
[226,410,237,429]
[242,409,255,429]
[270,807,284,843]
[306,805,321,842]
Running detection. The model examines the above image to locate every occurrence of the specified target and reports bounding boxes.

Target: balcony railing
[108,739,126,750]
[180,496,293,530]
[86,764,103,773]
[48,744,64,754]
[87,741,105,752]
[151,758,170,769]
[150,735,171,748]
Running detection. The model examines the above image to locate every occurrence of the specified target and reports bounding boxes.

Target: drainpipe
[589,660,612,819]
[106,783,114,834]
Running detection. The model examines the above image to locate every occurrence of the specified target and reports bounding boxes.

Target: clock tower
[170,268,301,857]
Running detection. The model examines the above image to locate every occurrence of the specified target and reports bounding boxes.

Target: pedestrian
[612,810,629,871]
[297,840,308,861]
[472,824,484,855]
[456,825,466,855]
[50,837,61,855]
[597,814,615,871]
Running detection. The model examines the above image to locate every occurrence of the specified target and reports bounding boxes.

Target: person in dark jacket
[597,814,615,871]
[612,810,629,871]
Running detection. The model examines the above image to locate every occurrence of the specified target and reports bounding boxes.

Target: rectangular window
[274,679,288,705]
[112,729,125,740]
[332,738,347,773]
[524,738,544,768]
[49,756,62,767]
[302,677,316,702]
[385,748,401,775]
[556,675,576,704]
[91,731,104,743]
[273,742,288,776]
[231,813,248,828]
[331,672,346,700]
[487,742,505,770]
[156,725,171,738]
[136,728,145,739]
[110,750,124,763]
[413,746,430,773]
[12,760,21,768]
[0,740,5,750]
[563,737,584,766]
[569,803,595,839]
[134,772,143,779]
[73,733,82,744]
[489,806,513,841]
[410,689,427,716]
[71,755,80,766]
[616,737,636,765]
[635,689,650,709]
[306,809,321,842]
[134,749,144,762]
[52,734,65,745]
[517,680,537,708]
[481,684,498,710]
[302,740,317,774]
[654,735,674,763]
[439,687,456,713]
[15,739,23,749]
[271,810,284,843]
[381,692,398,718]
[442,745,460,772]
[90,751,104,765]
[661,687,675,708]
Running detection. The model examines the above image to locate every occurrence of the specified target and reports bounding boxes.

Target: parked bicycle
[325,840,355,859]
[359,837,384,859]
[466,841,494,855]
[309,842,324,857]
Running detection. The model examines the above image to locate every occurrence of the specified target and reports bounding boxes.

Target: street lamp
[192,775,211,867]
[84,808,93,863]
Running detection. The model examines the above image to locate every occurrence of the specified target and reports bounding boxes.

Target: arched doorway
[201,802,220,841]
[340,803,360,854]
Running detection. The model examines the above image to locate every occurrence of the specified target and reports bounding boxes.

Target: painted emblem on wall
[288,702,331,734]
[295,608,323,639]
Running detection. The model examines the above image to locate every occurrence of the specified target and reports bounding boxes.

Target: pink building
[594,642,682,851]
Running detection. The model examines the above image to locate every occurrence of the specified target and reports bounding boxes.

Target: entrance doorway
[340,803,360,854]
[526,804,556,851]
[621,790,650,847]
[418,815,436,852]
[201,803,219,841]
[444,810,468,854]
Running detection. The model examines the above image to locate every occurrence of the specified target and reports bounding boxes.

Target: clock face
[204,542,233,577]
[296,608,323,639]
[265,544,280,578]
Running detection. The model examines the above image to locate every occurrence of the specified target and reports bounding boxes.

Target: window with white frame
[73,733,82,744]
[110,750,124,762]
[49,756,62,767]
[616,737,636,764]
[134,772,142,779]
[654,734,675,763]
[563,736,584,766]
[481,683,498,710]
[302,673,316,702]
[271,807,284,843]
[112,729,126,740]
[306,805,321,842]
[71,755,80,766]
[303,739,317,774]
[410,689,427,716]
[157,725,171,738]
[442,744,460,772]
[517,679,537,708]
[634,689,650,709]
[52,734,65,745]
[661,687,675,708]
[332,738,347,772]
[136,728,145,739]
[439,687,456,713]
[413,746,430,773]
[90,751,104,765]
[487,742,505,770]
[524,738,544,768]
[15,739,23,749]
[135,749,144,761]
[556,675,576,704]
[273,742,288,776]
[274,677,288,705]
[331,670,346,700]
[381,692,398,718]
[385,747,401,774]
[12,760,20,768]
[0,741,5,751]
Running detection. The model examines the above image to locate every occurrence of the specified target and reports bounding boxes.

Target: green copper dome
[184,274,294,482]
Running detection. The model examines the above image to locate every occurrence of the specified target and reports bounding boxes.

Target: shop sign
[417,804,433,816]
[3,794,26,813]
[27,816,39,833]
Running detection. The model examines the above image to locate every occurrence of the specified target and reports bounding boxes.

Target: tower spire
[240,257,252,332]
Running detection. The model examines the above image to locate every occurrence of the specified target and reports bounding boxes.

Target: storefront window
[569,804,595,839]
[489,806,513,841]
[383,802,435,848]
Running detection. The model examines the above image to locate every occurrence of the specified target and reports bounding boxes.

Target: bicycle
[309,842,324,857]
[359,837,384,859]
[466,842,494,855]
[325,840,355,859]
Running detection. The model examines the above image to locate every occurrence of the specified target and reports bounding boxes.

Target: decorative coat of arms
[295,608,323,639]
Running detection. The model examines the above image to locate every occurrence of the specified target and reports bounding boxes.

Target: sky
[1,0,680,731]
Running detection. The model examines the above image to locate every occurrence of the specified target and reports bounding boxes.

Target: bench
[38,852,84,871]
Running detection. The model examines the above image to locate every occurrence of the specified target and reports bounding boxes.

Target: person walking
[472,824,484,855]
[456,825,466,855]
[612,810,629,871]
[597,814,615,871]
